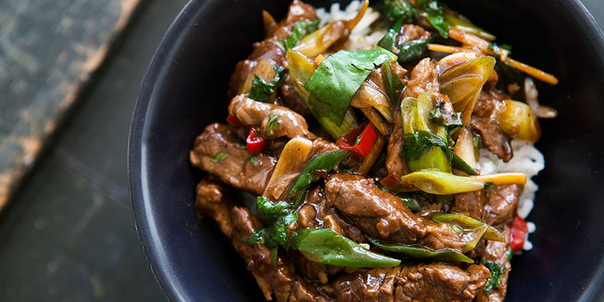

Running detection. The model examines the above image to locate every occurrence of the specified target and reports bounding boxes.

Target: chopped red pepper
[226,114,243,127]
[246,128,265,155]
[510,216,529,252]
[380,174,399,187]
[337,123,366,146]
[336,123,378,157]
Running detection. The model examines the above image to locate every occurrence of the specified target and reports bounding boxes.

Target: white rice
[320,1,545,251]
[316,1,385,50]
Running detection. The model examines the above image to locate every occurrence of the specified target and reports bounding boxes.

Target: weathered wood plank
[0,0,144,210]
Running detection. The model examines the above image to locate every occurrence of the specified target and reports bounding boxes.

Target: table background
[0,0,601,301]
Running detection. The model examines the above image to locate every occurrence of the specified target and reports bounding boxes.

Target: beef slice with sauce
[324,173,468,251]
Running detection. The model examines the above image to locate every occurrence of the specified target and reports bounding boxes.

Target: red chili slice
[510,216,529,252]
[336,123,378,157]
[226,114,243,126]
[380,174,399,187]
[246,128,265,155]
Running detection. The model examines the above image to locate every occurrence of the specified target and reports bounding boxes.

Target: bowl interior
[130,0,604,301]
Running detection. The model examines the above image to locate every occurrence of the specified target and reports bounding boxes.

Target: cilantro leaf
[483,261,506,292]
[279,19,320,50]
[211,152,228,162]
[248,66,285,103]
[382,0,417,23]
[266,114,280,137]
[403,130,452,162]
[244,196,298,249]
[417,0,450,38]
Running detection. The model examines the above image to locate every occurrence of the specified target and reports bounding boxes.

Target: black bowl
[129,0,604,301]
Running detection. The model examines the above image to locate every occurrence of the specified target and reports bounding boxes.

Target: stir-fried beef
[197,179,492,302]
[472,88,513,162]
[322,263,489,302]
[229,94,311,139]
[187,2,551,301]
[399,24,431,45]
[475,227,512,302]
[196,179,327,302]
[325,173,467,251]
[394,263,489,302]
[402,58,440,99]
[293,186,362,283]
[323,267,400,302]
[451,190,487,221]
[386,57,440,179]
[190,123,277,195]
[297,186,366,243]
[229,1,317,97]
[485,185,522,227]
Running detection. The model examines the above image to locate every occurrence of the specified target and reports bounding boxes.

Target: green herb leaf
[244,197,299,249]
[256,196,294,220]
[483,261,505,292]
[293,228,401,267]
[266,114,280,136]
[382,0,417,23]
[398,39,432,63]
[403,130,453,162]
[288,150,352,206]
[279,19,320,50]
[382,61,405,103]
[368,237,474,263]
[417,0,450,38]
[212,152,228,162]
[250,155,259,165]
[305,49,396,126]
[248,66,286,103]
[429,108,462,129]
[378,29,399,52]
[505,249,513,261]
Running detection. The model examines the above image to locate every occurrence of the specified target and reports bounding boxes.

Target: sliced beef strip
[322,267,401,302]
[294,186,367,283]
[485,184,522,227]
[471,88,513,162]
[387,57,449,179]
[394,263,489,302]
[325,173,468,251]
[451,190,487,221]
[322,263,489,302]
[229,1,317,97]
[399,24,431,45]
[477,185,519,302]
[190,123,277,195]
[229,94,311,139]
[196,179,328,302]
[475,227,512,302]
[297,186,366,243]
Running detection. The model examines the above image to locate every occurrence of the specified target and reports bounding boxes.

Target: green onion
[293,228,401,268]
[368,237,474,263]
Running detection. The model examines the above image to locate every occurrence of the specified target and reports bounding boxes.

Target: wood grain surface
[0,0,143,210]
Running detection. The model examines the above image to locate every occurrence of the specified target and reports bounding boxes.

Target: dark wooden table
[0,0,601,301]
